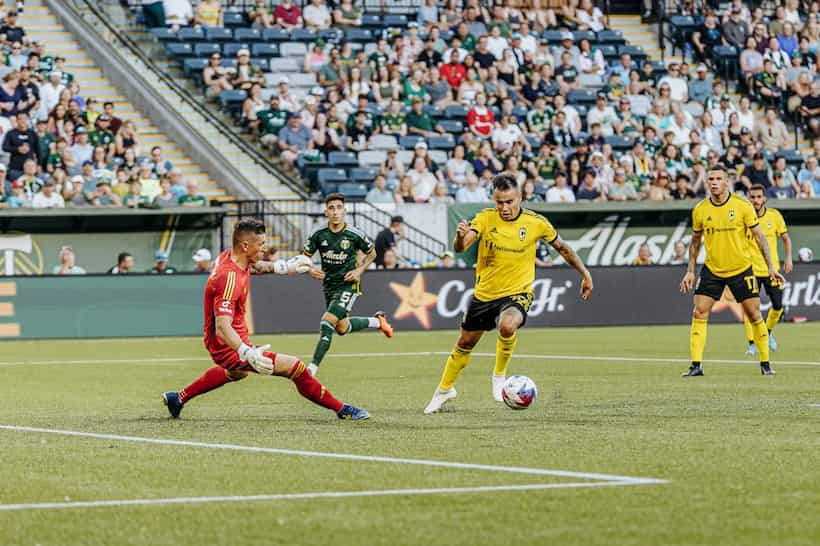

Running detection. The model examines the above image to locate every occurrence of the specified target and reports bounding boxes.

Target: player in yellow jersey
[743,184,792,355]
[424,173,594,414]
[680,169,786,377]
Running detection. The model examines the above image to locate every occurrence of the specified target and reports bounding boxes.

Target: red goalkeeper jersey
[203,250,250,365]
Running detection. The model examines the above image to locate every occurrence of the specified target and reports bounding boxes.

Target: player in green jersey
[303,193,394,376]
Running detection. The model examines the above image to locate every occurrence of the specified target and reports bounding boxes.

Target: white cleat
[307,363,318,376]
[424,388,457,414]
[492,375,506,402]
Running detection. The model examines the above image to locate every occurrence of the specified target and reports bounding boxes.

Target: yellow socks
[743,315,755,344]
[750,318,770,362]
[493,333,517,377]
[690,318,708,363]
[766,308,784,332]
[438,345,473,391]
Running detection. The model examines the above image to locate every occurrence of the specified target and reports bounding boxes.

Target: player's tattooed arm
[453,220,478,252]
[680,230,701,293]
[751,224,786,285]
[251,261,275,274]
[345,249,377,282]
[549,236,593,300]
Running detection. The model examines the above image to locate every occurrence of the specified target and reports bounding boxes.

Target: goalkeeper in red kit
[162,218,369,421]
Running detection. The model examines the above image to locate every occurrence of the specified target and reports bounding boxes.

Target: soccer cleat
[760,362,776,376]
[162,391,183,419]
[745,342,758,357]
[424,388,457,414]
[337,403,370,421]
[375,311,394,338]
[307,363,318,376]
[682,364,704,377]
[492,375,506,402]
[769,333,777,352]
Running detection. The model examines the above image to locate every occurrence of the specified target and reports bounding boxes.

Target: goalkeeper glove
[237,343,274,375]
[272,256,312,275]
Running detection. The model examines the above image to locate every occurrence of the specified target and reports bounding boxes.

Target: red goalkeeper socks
[179,366,234,404]
[289,360,344,412]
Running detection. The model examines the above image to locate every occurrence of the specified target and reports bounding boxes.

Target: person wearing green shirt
[123,180,149,208]
[149,250,177,274]
[257,96,289,151]
[367,38,392,71]
[406,97,443,138]
[301,192,393,376]
[89,114,115,155]
[179,180,208,207]
[454,23,476,51]
[380,99,407,136]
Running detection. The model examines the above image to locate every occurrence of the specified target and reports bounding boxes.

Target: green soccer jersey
[380,112,405,132]
[258,108,288,135]
[89,130,114,147]
[527,110,549,133]
[303,224,374,293]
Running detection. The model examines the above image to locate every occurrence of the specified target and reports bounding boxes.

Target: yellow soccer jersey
[692,194,758,278]
[470,208,558,301]
[746,207,787,276]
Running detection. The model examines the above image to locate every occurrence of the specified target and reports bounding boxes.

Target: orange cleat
[374,311,394,338]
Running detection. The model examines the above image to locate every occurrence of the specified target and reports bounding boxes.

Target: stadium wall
[2,266,820,339]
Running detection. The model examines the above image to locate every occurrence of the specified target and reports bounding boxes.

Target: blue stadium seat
[439,29,454,42]
[345,29,374,43]
[291,28,318,42]
[399,135,424,149]
[428,135,455,150]
[337,182,369,201]
[219,89,247,114]
[541,30,564,45]
[328,152,359,167]
[234,28,262,43]
[280,42,308,57]
[252,43,279,58]
[222,12,246,28]
[568,89,596,106]
[194,43,221,58]
[318,168,349,195]
[360,14,382,28]
[263,28,291,42]
[526,135,542,149]
[572,30,596,43]
[422,104,443,118]
[775,149,804,169]
[383,14,408,27]
[349,167,378,184]
[178,27,205,42]
[438,119,464,134]
[223,42,251,58]
[618,45,647,63]
[150,28,177,42]
[597,44,618,61]
[182,58,208,78]
[445,104,468,119]
[206,27,234,42]
[596,30,626,45]
[319,29,343,44]
[165,42,193,58]
[606,135,635,152]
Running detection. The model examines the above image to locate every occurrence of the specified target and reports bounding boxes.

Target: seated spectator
[5,178,28,207]
[346,110,372,152]
[645,172,673,201]
[277,112,314,171]
[203,52,233,99]
[108,252,134,274]
[545,172,575,203]
[150,250,176,274]
[365,174,394,205]
[179,180,208,207]
[274,0,302,30]
[754,58,786,110]
[304,41,328,74]
[446,144,473,185]
[153,175,180,208]
[333,0,361,28]
[192,248,212,273]
[91,180,122,207]
[801,82,820,137]
[658,63,688,103]
[577,170,605,201]
[778,23,798,57]
[406,98,444,138]
[3,111,38,181]
[53,246,86,275]
[753,106,789,153]
[689,65,713,104]
[522,179,543,202]
[631,244,654,265]
[123,179,149,208]
[492,114,529,155]
[163,0,193,28]
[455,174,488,203]
[194,0,222,27]
[303,0,331,29]
[608,167,638,201]
[71,126,93,165]
[586,93,618,137]
[408,156,437,201]
[723,5,748,50]
[740,152,772,193]
[692,14,723,64]
[797,155,820,192]
[768,171,797,199]
[31,179,63,208]
[394,174,416,203]
[467,92,494,139]
[377,247,401,270]
[230,49,264,91]
[15,157,42,195]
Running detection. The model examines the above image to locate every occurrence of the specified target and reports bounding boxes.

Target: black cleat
[760,362,776,376]
[682,364,704,377]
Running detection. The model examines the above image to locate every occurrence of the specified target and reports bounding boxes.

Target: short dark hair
[103,101,114,108]
[749,183,767,194]
[491,172,518,192]
[117,252,132,265]
[390,215,403,225]
[325,192,345,205]
[232,218,266,247]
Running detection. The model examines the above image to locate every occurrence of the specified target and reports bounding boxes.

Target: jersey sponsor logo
[220,300,232,310]
[321,250,349,263]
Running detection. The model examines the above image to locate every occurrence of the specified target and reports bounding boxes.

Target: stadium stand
[122,1,820,204]
[0,1,229,209]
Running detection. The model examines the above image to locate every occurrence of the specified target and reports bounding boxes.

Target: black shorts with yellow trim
[461,292,533,332]
[756,275,784,309]
[695,265,759,302]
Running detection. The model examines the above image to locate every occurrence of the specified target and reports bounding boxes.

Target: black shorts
[695,265,759,302]
[461,292,532,332]
[757,275,784,310]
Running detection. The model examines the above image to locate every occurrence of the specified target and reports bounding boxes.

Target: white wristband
[237,343,252,361]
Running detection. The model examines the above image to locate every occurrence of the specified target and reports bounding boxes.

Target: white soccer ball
[287,255,313,273]
[798,247,814,263]
[502,375,538,410]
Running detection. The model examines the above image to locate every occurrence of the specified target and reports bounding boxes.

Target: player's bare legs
[424,329,484,414]
[738,298,774,375]
[493,307,524,401]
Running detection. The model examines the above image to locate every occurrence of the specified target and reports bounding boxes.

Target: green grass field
[1,323,819,546]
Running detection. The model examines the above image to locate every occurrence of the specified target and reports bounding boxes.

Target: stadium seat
[194,43,221,58]
[268,57,301,73]
[396,150,415,166]
[422,104,443,118]
[526,135,542,149]
[438,119,464,134]
[252,43,279,59]
[399,135,424,149]
[445,104,468,119]
[219,89,247,114]
[317,168,349,194]
[182,58,208,80]
[319,29,343,44]
[328,151,359,167]
[222,11,246,28]
[280,42,308,57]
[711,46,739,81]
[360,14,382,28]
[572,30,596,43]
[597,44,619,62]
[439,29,454,42]
[206,27,234,42]
[578,74,604,89]
[596,30,626,46]
[263,28,291,42]
[681,101,704,118]
[776,149,805,169]
[150,28,177,42]
[606,135,635,152]
[358,150,387,167]
[618,45,647,64]
[346,29,374,43]
[668,15,700,57]
[337,182,369,201]
[428,135,455,150]
[369,134,398,151]
[234,28,262,43]
[383,14,409,27]
[178,27,205,42]
[165,42,193,58]
[567,89,596,107]
[541,30,564,45]
[288,72,317,88]
[350,167,378,184]
[223,42,251,58]
[291,28,318,42]
[429,150,448,164]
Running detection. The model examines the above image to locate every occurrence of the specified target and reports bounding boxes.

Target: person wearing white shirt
[491,115,524,153]
[553,95,581,135]
[163,0,193,27]
[518,22,537,56]
[408,157,438,201]
[709,96,737,131]
[576,0,606,32]
[38,72,64,121]
[737,96,755,131]
[454,174,489,203]
[303,0,331,29]
[546,173,576,203]
[658,63,688,102]
[668,111,691,148]
[486,26,508,60]
[586,94,619,137]
[31,181,65,208]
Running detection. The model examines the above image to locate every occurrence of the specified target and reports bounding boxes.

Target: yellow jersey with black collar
[469,207,558,301]
[746,207,787,276]
[692,193,758,278]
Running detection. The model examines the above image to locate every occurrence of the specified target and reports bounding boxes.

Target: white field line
[808,403,820,407]
[0,425,666,485]
[0,482,633,512]
[1,351,819,367]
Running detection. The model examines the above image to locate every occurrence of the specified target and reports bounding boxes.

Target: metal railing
[220,200,447,264]
[71,0,309,199]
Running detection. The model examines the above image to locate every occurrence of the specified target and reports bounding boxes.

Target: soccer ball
[501,375,537,410]
[798,247,814,263]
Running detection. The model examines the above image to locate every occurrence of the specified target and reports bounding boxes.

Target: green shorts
[324,285,360,321]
